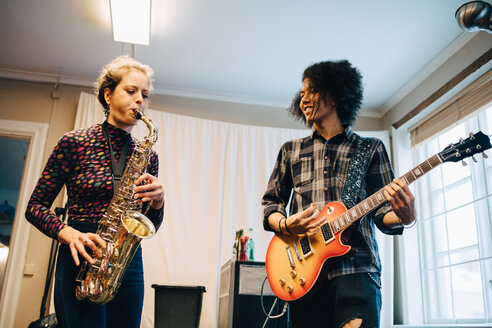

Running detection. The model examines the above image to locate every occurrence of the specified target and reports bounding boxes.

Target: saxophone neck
[133,109,158,143]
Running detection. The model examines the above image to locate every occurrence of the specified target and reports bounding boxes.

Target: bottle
[232,229,243,260]
[248,228,255,261]
[239,236,249,261]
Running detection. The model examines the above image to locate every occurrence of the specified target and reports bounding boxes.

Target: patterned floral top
[26,122,163,239]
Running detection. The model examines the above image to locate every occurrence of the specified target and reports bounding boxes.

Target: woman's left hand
[383,178,416,225]
[134,173,165,209]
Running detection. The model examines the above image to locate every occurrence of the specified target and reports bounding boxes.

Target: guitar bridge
[291,242,302,262]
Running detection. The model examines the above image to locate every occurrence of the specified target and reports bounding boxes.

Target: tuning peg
[472,155,477,163]
[462,160,468,166]
[484,152,489,159]
[459,138,464,144]
[469,132,474,139]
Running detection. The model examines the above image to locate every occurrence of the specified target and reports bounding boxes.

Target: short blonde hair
[95,55,154,115]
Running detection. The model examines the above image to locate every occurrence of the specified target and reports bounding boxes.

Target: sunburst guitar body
[265,201,353,301]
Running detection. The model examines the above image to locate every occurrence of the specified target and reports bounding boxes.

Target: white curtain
[73,92,394,327]
[74,92,308,327]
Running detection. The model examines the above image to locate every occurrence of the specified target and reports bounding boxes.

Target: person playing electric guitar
[262,60,416,328]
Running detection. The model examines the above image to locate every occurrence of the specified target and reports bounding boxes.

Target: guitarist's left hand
[383,178,416,226]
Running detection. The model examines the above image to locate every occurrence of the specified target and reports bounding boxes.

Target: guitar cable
[260,276,288,319]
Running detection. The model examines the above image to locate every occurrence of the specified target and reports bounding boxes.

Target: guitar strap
[340,136,377,209]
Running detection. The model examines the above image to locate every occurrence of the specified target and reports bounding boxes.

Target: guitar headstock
[440,131,491,163]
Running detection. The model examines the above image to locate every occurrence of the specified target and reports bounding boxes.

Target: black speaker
[218,260,288,328]
[152,284,206,328]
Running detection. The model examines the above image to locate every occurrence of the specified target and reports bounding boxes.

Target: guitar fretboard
[327,153,443,234]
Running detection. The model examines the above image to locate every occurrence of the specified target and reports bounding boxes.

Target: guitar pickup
[299,236,313,258]
[321,223,334,244]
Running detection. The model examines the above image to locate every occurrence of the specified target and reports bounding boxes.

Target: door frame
[0,119,47,327]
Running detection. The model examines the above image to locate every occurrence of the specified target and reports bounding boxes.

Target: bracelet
[278,218,284,234]
[398,216,417,229]
[284,218,293,235]
[404,218,417,229]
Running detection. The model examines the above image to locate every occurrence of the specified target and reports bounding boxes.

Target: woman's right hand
[57,226,107,266]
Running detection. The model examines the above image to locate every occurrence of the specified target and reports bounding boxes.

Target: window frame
[393,105,492,326]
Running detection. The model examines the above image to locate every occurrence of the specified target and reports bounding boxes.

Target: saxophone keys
[75,284,87,300]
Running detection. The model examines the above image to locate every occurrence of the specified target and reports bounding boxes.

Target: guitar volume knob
[299,277,306,286]
[287,285,294,293]
[279,278,286,286]
[290,270,297,278]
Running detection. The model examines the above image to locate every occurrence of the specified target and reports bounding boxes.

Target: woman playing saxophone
[25,55,164,328]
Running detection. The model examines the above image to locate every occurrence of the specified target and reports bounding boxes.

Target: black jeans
[54,221,144,328]
[289,272,382,328]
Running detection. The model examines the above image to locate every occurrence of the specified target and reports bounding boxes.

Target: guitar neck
[329,153,443,233]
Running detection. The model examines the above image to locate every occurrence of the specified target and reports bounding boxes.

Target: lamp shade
[110,0,151,45]
[455,1,492,33]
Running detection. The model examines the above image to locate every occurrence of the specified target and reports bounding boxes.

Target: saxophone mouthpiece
[132,109,143,120]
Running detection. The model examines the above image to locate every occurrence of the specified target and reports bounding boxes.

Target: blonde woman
[26,56,164,327]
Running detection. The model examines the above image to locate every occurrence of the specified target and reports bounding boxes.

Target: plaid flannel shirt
[262,126,403,279]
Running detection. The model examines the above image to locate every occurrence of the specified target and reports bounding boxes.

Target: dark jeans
[289,272,382,328]
[54,221,144,328]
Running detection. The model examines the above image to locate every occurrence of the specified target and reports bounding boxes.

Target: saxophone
[75,109,158,304]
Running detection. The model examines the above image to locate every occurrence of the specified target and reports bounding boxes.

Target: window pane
[412,102,492,325]
[481,258,492,321]
[415,138,445,218]
[479,105,492,136]
[416,174,444,219]
[486,164,492,196]
[441,159,470,186]
[444,179,473,211]
[446,204,478,254]
[421,215,449,268]
[452,261,485,319]
[424,267,453,321]
[481,198,492,259]
[438,124,467,155]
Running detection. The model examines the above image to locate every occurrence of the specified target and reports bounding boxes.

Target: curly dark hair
[287,60,363,127]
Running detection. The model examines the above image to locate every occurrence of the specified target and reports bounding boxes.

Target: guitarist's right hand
[269,204,324,236]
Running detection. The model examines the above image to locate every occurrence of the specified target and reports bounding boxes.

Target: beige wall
[0,80,89,327]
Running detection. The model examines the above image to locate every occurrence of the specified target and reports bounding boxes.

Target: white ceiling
[0,0,479,117]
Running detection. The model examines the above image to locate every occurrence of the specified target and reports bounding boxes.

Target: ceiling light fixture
[110,0,151,45]
[455,1,492,33]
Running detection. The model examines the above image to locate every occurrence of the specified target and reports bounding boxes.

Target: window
[411,104,492,324]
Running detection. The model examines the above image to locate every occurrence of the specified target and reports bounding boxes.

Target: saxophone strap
[102,121,131,192]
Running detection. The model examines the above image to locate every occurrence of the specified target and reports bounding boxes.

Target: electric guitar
[265,131,491,301]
